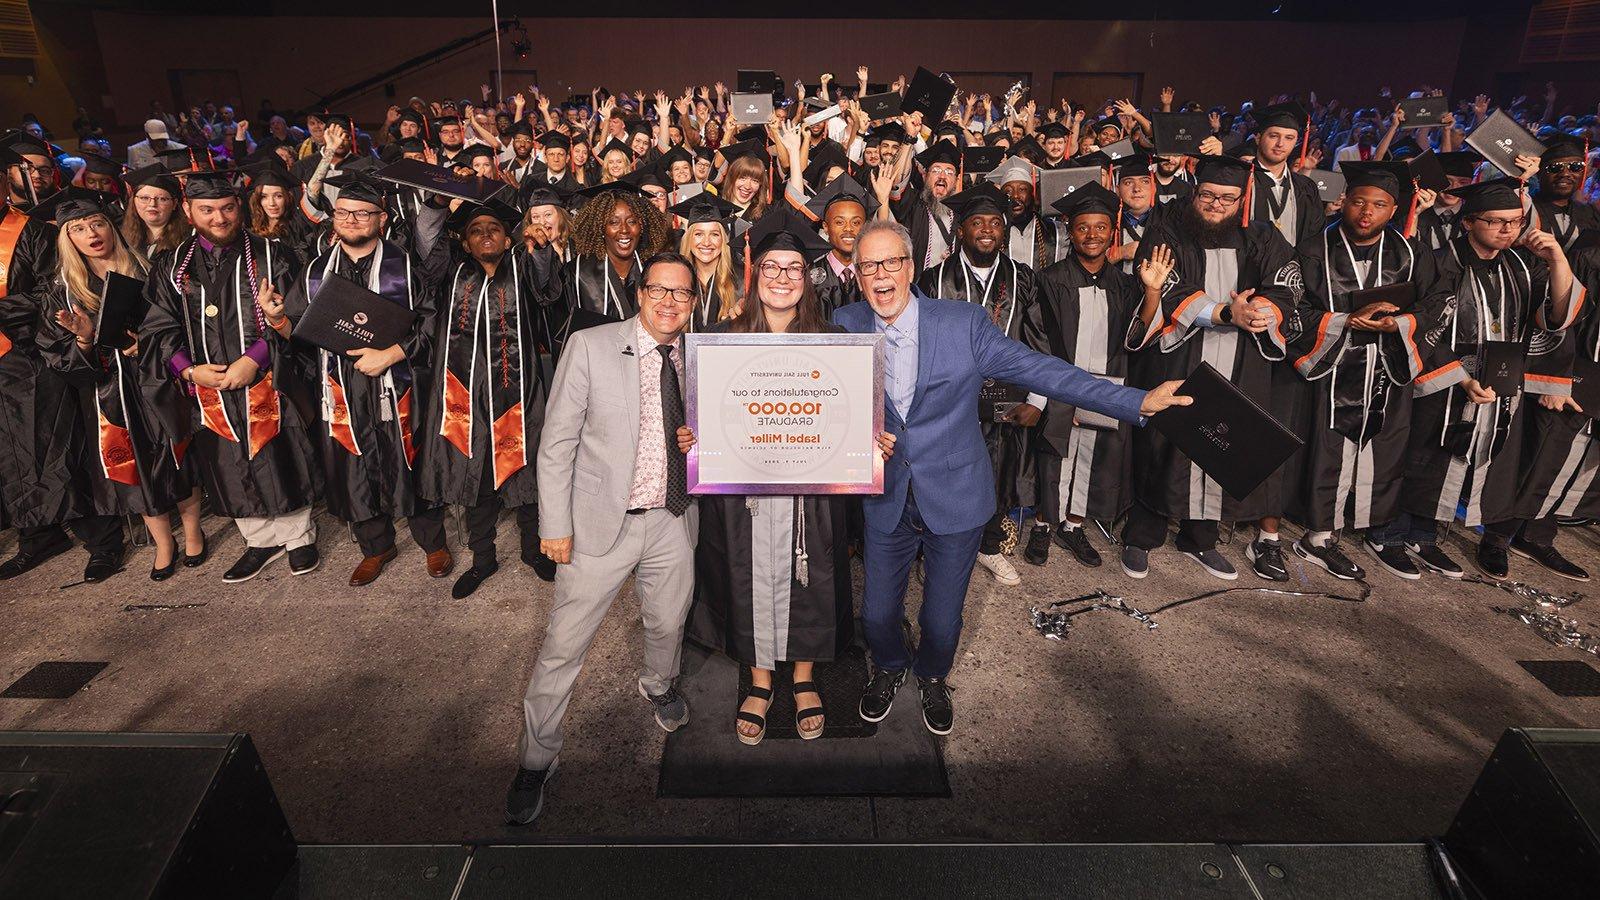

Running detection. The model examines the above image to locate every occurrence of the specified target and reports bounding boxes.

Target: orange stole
[326,374,359,455]
[492,402,526,488]
[97,409,139,486]
[0,206,28,360]
[397,387,417,467]
[246,373,281,458]
[440,368,472,458]
[0,331,11,360]
[196,385,240,443]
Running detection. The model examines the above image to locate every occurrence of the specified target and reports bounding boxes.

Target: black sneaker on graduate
[505,758,559,826]
[1510,538,1591,581]
[1184,548,1238,581]
[287,544,320,575]
[1292,538,1365,580]
[1362,539,1421,580]
[858,667,906,723]
[1120,545,1149,579]
[1405,542,1463,578]
[1054,525,1102,568]
[1023,525,1051,566]
[1245,539,1289,581]
[917,676,954,736]
[222,546,285,583]
[1475,542,1509,579]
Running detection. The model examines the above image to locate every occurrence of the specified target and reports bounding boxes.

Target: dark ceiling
[39,0,1535,20]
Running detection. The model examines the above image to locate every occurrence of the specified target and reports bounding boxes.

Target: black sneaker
[505,759,559,826]
[917,676,954,736]
[1183,548,1238,580]
[1121,545,1149,579]
[1476,541,1509,579]
[858,667,906,723]
[1510,538,1591,581]
[1292,538,1365,580]
[287,544,320,575]
[1405,542,1463,578]
[222,546,285,583]
[1362,539,1421,580]
[1555,516,1593,527]
[1054,525,1102,567]
[1023,525,1051,566]
[1245,539,1289,581]
[83,549,126,584]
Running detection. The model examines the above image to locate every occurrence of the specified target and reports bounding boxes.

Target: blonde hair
[57,214,149,313]
[678,222,739,321]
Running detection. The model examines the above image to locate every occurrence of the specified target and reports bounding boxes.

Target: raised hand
[1160,85,1175,108]
[55,303,94,342]
[1473,94,1490,119]
[1138,244,1174,290]
[256,277,286,326]
[857,66,869,83]
[1518,227,1565,263]
[1514,152,1542,184]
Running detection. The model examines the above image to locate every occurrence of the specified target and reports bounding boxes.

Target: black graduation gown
[415,247,562,509]
[1533,199,1600,253]
[517,166,579,207]
[35,271,194,517]
[286,240,437,524]
[139,234,319,518]
[0,209,82,530]
[686,322,854,668]
[560,253,641,321]
[1286,224,1436,532]
[1399,235,1584,527]
[1414,206,1461,253]
[1155,172,1194,206]
[916,251,1038,513]
[1027,254,1151,522]
[688,274,740,332]
[1250,165,1324,248]
[891,190,954,271]
[806,255,860,315]
[1129,216,1301,522]
[1005,211,1067,273]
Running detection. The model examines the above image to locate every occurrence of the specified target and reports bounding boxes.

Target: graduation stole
[439,256,528,488]
[177,235,282,458]
[305,242,417,466]
[59,276,142,485]
[570,253,641,319]
[0,205,29,359]
[1441,237,1532,459]
[1319,226,1416,444]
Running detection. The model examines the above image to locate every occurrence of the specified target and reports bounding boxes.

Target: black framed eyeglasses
[856,256,909,277]
[643,284,695,304]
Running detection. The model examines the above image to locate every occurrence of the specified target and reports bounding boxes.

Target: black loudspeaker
[1444,727,1600,899]
[0,731,295,899]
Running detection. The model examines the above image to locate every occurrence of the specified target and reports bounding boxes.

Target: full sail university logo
[1198,420,1231,451]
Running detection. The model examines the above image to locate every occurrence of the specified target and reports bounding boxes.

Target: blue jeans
[861,485,984,679]
[1368,511,1438,548]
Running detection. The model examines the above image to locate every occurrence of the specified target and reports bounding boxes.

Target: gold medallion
[205,304,219,317]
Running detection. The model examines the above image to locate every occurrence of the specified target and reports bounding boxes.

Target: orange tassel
[742,232,752,298]
[1114,194,1124,249]
[1404,177,1420,239]
[1242,167,1254,228]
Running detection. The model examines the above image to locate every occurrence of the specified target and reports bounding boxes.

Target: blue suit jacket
[835,291,1148,535]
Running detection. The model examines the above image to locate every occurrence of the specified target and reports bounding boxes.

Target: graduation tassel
[742,232,752,298]
[1299,127,1310,170]
[1114,194,1124,251]
[1242,167,1254,228]
[1403,177,1420,239]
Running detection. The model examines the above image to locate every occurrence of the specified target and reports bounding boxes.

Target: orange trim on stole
[397,387,417,467]
[441,368,473,459]
[1416,359,1462,384]
[492,402,526,488]
[196,385,240,443]
[246,373,281,459]
[0,206,28,300]
[1294,312,1336,372]
[326,374,359,456]
[0,331,11,360]
[97,409,140,486]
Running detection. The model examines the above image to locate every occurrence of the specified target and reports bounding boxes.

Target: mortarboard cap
[180,170,238,201]
[1039,122,1069,140]
[522,184,568,209]
[0,131,53,160]
[1113,153,1155,181]
[1445,176,1523,214]
[1193,154,1252,189]
[656,144,695,175]
[28,187,115,225]
[743,206,832,262]
[802,141,850,187]
[445,197,523,234]
[78,153,123,179]
[985,155,1039,187]
[1541,139,1586,164]
[125,163,180,197]
[1254,101,1309,134]
[598,137,633,160]
[1051,181,1120,219]
[572,179,644,205]
[1340,160,1409,203]
[668,191,738,225]
[914,141,961,171]
[804,172,879,220]
[869,122,909,145]
[716,138,768,165]
[942,182,1009,221]
[323,170,388,207]
[241,156,298,192]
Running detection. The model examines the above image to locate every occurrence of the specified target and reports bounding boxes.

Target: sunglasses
[1542,161,1586,174]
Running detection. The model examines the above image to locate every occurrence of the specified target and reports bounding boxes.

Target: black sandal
[737,685,772,746]
[793,680,825,740]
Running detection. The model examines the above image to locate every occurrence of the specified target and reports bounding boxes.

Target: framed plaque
[685,332,885,495]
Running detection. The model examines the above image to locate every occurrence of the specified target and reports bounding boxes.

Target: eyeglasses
[1542,161,1586,174]
[855,255,909,277]
[643,284,695,304]
[758,261,806,281]
[331,209,382,223]
[1474,215,1526,231]
[1195,190,1243,208]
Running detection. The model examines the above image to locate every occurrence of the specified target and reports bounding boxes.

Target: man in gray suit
[507,252,700,825]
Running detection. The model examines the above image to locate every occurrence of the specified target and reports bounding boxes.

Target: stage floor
[3,514,1597,844]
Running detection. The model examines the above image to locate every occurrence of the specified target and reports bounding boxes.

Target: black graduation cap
[1193,154,1252,189]
[962,145,1006,176]
[445,197,523,234]
[455,144,498,165]
[693,145,714,163]
[1039,121,1070,140]
[1408,149,1450,192]
[394,136,429,156]
[869,122,909,146]
[1010,135,1044,161]
[598,137,633,160]
[571,179,644,203]
[942,182,1009,222]
[743,206,832,262]
[656,144,695,178]
[1434,151,1483,179]
[1340,160,1410,203]
[668,191,738,225]
[901,68,957,120]
[522,184,568,209]
[541,130,571,150]
[398,108,427,128]
[627,119,652,139]
[125,163,180,197]
[159,146,215,173]
[28,186,115,224]
[1445,177,1523,214]
[624,169,666,192]
[320,112,355,133]
[78,153,123,179]
[1253,101,1309,134]
[1089,116,1125,137]
[933,120,964,141]
[180,170,239,201]
[803,141,850,187]
[1112,153,1155,181]
[1542,139,1586,164]
[323,170,389,207]
[1050,181,1120,219]
[241,156,299,192]
[914,141,961,171]
[1070,150,1117,169]
[804,173,880,219]
[0,130,54,160]
[716,138,767,165]
[733,124,768,143]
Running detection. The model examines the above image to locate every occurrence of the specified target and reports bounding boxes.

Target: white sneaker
[976,552,1022,586]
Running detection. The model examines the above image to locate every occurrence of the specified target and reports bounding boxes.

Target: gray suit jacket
[536,316,696,556]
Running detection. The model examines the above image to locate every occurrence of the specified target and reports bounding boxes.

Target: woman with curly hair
[561,186,670,320]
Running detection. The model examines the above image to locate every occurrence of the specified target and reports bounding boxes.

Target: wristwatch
[1217,303,1234,325]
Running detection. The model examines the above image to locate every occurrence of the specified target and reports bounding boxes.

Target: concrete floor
[2,513,1597,845]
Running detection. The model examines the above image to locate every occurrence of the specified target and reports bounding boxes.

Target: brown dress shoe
[349,547,398,586]
[426,548,455,578]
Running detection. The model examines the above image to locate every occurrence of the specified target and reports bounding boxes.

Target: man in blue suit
[834,220,1191,734]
